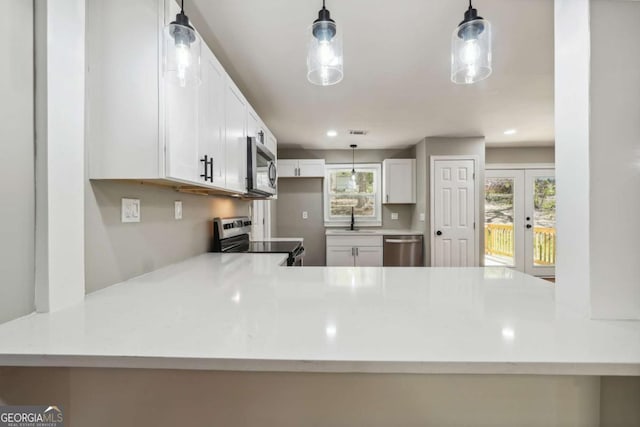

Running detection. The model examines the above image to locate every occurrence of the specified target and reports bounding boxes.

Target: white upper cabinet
[198,43,226,187]
[277,160,298,178]
[224,77,248,193]
[86,0,163,179]
[247,106,259,140]
[278,159,325,178]
[299,160,326,177]
[265,130,277,156]
[86,0,277,196]
[164,0,199,183]
[383,159,416,204]
[248,107,276,158]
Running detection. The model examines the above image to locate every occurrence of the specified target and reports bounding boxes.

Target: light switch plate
[302,211,308,219]
[419,213,426,222]
[174,201,183,220]
[391,212,399,220]
[121,198,140,223]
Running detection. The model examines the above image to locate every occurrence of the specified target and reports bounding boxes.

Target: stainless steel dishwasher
[383,235,424,266]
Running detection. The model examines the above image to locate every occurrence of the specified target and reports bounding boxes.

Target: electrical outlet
[391,212,399,220]
[121,198,140,223]
[302,211,308,219]
[419,213,426,222]
[174,201,183,220]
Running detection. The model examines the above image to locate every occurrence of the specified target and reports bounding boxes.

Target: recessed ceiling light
[327,130,338,137]
[503,129,517,136]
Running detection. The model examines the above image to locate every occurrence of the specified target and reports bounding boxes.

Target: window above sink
[324,163,382,227]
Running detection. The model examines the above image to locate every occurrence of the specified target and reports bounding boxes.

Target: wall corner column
[34,0,86,312]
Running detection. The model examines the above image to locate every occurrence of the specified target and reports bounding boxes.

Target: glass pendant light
[451,0,492,84]
[307,0,344,86]
[350,144,357,188]
[164,0,201,87]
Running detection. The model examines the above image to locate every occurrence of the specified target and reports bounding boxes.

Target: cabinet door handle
[351,247,355,256]
[386,194,389,203]
[200,155,210,182]
[208,156,214,182]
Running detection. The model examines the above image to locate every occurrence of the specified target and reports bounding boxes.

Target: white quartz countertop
[0,253,639,375]
[325,229,424,236]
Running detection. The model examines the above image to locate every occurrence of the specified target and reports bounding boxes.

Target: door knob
[436,230,442,236]
[526,224,532,229]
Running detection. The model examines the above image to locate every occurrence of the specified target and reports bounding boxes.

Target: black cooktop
[226,240,302,254]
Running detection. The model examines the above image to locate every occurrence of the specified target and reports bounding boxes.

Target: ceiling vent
[348,130,368,136]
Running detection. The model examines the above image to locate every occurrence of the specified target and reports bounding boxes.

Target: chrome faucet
[350,207,355,230]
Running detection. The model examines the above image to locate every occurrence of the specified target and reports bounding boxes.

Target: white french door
[484,169,556,276]
[484,170,525,271]
[431,158,477,267]
[524,170,556,276]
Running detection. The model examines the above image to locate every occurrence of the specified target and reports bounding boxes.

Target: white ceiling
[188,0,554,149]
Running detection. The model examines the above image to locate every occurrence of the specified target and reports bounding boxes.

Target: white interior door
[432,159,476,267]
[524,169,556,276]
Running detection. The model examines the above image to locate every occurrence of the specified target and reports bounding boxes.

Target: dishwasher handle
[384,238,421,244]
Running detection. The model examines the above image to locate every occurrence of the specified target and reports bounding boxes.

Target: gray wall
[0,1,35,323]
[411,137,486,266]
[85,181,249,293]
[486,147,555,165]
[276,147,416,266]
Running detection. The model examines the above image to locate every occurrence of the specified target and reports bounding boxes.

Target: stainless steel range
[211,217,305,266]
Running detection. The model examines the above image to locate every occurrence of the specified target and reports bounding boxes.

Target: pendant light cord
[181,0,185,13]
[352,146,355,171]
[468,0,473,10]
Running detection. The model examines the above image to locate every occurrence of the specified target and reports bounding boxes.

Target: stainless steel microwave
[246,136,277,197]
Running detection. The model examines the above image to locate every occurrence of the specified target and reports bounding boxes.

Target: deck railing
[484,223,556,265]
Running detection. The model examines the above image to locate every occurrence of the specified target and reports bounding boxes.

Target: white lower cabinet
[355,247,383,266]
[326,247,357,266]
[325,236,383,266]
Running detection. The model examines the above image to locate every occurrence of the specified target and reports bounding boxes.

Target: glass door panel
[524,170,556,276]
[485,177,515,266]
[484,170,524,271]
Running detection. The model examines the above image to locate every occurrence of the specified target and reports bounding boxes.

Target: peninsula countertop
[325,229,424,236]
[0,253,638,375]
